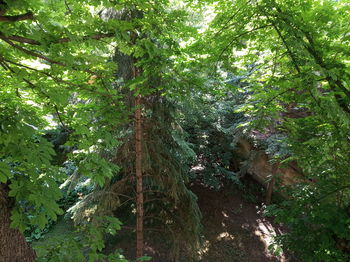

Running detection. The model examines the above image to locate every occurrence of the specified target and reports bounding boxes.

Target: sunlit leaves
[199,0,350,260]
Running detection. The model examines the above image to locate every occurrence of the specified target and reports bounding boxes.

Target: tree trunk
[0,184,36,262]
[134,78,144,258]
[265,164,278,205]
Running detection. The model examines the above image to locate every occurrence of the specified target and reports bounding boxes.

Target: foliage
[69,83,203,259]
[35,216,128,262]
[25,171,94,242]
[2,0,350,260]
[0,91,64,231]
[26,0,203,259]
[203,0,350,260]
[25,217,55,242]
[0,0,124,233]
[179,91,242,188]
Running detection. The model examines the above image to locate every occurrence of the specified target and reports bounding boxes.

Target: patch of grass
[31,216,77,258]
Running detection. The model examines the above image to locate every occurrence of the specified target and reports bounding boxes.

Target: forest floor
[32,179,297,262]
[122,180,295,262]
[189,182,291,262]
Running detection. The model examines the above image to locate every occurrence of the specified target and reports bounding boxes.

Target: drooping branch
[0,33,120,77]
[271,23,301,74]
[0,32,115,46]
[0,57,118,101]
[0,36,102,75]
[64,0,73,14]
[0,59,68,128]
[213,5,246,38]
[57,33,115,43]
[0,36,65,66]
[302,31,350,100]
[215,24,272,69]
[0,11,34,22]
[3,35,40,45]
[270,5,350,114]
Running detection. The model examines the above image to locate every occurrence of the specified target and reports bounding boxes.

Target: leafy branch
[0,11,34,22]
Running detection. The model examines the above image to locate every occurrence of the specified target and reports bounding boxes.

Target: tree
[0,0,124,260]
[67,2,203,259]
[0,0,202,260]
[204,0,350,260]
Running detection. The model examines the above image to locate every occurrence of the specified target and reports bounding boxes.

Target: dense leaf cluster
[1,0,350,261]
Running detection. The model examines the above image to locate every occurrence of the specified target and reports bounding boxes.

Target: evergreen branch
[144,198,166,204]
[118,198,135,207]
[143,190,166,195]
[143,215,164,223]
[110,177,134,191]
[122,226,165,232]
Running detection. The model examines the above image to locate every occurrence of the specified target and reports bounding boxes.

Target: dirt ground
[33,180,297,262]
[190,183,290,262]
[114,181,296,262]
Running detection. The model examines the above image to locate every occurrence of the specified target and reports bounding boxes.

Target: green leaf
[0,162,10,183]
[137,256,152,261]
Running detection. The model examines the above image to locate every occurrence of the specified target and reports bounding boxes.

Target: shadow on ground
[115,182,295,262]
[33,182,296,262]
[191,183,290,262]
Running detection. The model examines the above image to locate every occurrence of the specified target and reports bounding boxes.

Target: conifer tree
[66,2,202,259]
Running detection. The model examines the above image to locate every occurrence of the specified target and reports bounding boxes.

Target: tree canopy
[0,0,350,261]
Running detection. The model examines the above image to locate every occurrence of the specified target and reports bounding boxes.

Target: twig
[64,0,73,14]
[0,36,65,66]
[214,24,272,70]
[0,12,33,22]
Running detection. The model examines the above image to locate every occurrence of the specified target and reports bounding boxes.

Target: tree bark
[0,12,34,22]
[0,184,36,262]
[265,164,278,205]
[134,75,144,258]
